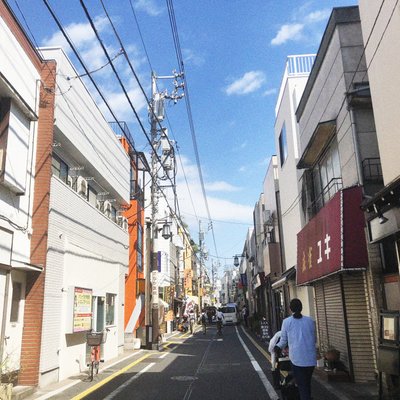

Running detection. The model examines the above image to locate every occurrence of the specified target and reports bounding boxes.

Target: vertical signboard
[73,287,92,332]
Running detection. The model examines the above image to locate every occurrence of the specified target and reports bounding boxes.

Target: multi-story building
[359,0,400,394]
[0,1,53,386]
[272,55,315,321]
[114,123,148,348]
[295,7,379,382]
[36,47,130,386]
[261,156,282,333]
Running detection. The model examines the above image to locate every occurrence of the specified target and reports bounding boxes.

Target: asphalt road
[38,324,280,400]
[26,324,379,400]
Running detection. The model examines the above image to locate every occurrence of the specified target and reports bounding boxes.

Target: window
[51,153,69,183]
[307,139,342,216]
[10,282,22,323]
[279,124,288,167]
[105,293,116,326]
[380,237,399,275]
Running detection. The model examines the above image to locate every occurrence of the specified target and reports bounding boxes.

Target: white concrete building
[0,3,44,379]
[38,47,130,385]
[273,55,315,317]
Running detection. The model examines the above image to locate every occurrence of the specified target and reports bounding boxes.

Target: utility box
[377,311,400,375]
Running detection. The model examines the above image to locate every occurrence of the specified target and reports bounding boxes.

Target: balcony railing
[109,121,135,148]
[308,177,343,217]
[287,54,316,76]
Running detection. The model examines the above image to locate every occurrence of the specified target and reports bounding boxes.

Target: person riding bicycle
[216,309,224,335]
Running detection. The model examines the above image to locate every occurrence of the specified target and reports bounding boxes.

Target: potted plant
[324,347,340,371]
[0,355,14,400]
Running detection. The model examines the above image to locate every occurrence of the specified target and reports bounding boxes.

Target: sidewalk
[13,331,181,400]
[243,324,379,400]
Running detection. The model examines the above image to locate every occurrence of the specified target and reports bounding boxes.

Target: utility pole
[198,221,204,310]
[147,71,183,349]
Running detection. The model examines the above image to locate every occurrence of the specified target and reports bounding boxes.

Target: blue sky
[10,0,357,275]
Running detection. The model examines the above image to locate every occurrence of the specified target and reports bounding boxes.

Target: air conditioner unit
[67,176,72,187]
[122,217,128,231]
[116,216,124,227]
[103,201,112,217]
[77,176,87,198]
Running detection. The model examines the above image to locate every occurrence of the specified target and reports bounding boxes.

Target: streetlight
[233,254,243,268]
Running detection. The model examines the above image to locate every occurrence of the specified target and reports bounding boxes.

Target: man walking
[274,298,316,400]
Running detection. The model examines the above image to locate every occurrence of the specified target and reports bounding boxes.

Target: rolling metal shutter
[314,276,348,368]
[315,272,377,383]
[342,272,376,382]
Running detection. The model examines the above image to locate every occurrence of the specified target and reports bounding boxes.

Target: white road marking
[33,350,144,400]
[103,362,155,399]
[235,326,279,400]
[159,352,168,359]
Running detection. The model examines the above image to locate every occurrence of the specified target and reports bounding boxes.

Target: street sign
[151,270,158,286]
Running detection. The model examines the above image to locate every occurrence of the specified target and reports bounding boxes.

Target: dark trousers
[291,364,314,400]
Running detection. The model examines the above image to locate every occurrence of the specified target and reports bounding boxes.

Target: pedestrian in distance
[274,298,316,400]
[207,309,213,325]
[242,305,248,327]
[216,309,224,336]
[200,310,207,334]
[188,309,195,334]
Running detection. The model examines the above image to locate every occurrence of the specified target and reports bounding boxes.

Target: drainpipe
[347,96,364,187]
[0,268,11,371]
[339,274,355,380]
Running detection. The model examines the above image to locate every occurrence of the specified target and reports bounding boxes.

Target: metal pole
[150,72,160,350]
[145,221,152,348]
[199,220,202,310]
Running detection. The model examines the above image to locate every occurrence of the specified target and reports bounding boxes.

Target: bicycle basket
[86,331,103,346]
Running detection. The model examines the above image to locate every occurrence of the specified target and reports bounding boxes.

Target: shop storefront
[297,186,376,382]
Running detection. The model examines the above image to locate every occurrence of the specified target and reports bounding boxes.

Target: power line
[125,0,204,229]
[166,0,219,258]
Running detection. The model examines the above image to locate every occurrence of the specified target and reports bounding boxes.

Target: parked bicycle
[86,330,107,381]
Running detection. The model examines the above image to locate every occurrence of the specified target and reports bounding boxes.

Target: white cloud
[263,88,277,97]
[134,0,163,16]
[175,156,253,228]
[183,48,205,67]
[225,71,266,96]
[205,181,242,192]
[305,9,331,24]
[271,7,332,47]
[271,23,304,46]
[43,16,108,50]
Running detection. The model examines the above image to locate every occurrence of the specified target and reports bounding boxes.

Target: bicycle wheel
[88,361,94,381]
[94,361,100,375]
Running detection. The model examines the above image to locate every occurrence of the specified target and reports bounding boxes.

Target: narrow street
[28,324,370,400]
